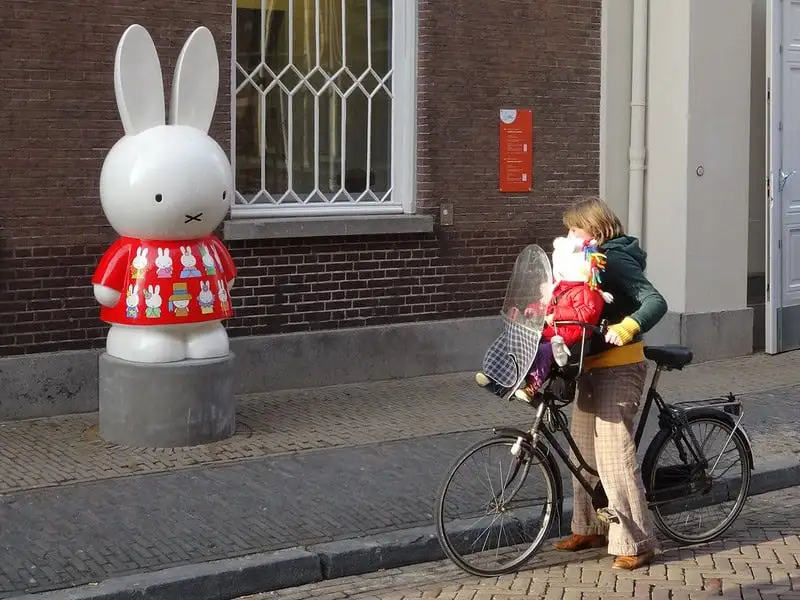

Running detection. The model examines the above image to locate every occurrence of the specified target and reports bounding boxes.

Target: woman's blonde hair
[562,196,625,245]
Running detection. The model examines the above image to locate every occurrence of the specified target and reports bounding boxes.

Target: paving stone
[244,489,800,600]
[2,350,800,495]
[2,353,800,597]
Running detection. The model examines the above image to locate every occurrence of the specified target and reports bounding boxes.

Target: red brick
[0,0,599,356]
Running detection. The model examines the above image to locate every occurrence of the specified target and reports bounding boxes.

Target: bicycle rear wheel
[643,410,751,545]
[434,435,558,576]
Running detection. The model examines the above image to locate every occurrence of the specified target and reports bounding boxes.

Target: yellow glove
[606,317,640,346]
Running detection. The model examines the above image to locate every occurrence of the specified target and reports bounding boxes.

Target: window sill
[223,214,435,241]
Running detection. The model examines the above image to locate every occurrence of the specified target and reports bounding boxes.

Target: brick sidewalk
[2,351,800,494]
[0,384,797,597]
[239,487,800,600]
[1,351,800,598]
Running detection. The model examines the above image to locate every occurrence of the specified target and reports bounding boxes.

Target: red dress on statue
[92,236,236,326]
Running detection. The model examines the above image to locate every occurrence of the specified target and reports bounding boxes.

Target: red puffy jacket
[541,280,606,347]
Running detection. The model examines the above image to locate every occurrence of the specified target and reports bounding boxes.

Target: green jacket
[588,235,668,355]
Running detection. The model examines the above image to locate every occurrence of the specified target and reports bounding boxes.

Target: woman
[552,196,668,570]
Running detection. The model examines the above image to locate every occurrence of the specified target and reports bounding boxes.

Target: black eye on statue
[155,194,163,203]
[222,191,227,200]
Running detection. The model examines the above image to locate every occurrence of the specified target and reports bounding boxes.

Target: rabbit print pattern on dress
[155,248,173,278]
[94,237,234,325]
[143,284,163,319]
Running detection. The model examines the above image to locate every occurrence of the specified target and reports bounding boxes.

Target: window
[232,0,416,218]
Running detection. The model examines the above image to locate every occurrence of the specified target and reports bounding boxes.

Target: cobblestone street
[244,488,800,600]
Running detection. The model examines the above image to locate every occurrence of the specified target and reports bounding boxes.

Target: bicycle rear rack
[671,392,743,418]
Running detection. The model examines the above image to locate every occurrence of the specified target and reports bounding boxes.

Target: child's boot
[514,378,541,403]
[475,372,491,387]
[475,372,509,397]
[513,385,532,403]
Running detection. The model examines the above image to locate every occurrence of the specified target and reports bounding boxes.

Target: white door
[767,0,800,353]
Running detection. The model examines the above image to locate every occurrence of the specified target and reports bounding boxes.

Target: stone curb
[10,459,800,600]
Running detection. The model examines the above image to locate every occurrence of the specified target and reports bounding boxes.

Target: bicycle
[434,319,754,577]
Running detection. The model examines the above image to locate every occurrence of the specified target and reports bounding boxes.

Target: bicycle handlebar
[552,319,609,336]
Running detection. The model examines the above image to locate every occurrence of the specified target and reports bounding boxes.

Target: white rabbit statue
[91,24,236,363]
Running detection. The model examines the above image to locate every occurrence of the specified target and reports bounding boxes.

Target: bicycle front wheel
[434,435,559,577]
[643,411,751,545]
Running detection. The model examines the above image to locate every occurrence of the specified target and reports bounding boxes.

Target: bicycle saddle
[643,345,694,370]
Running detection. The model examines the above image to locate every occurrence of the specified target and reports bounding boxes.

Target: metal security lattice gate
[232,0,415,218]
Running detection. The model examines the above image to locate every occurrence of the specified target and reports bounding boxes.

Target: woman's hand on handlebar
[604,317,641,346]
[604,328,624,346]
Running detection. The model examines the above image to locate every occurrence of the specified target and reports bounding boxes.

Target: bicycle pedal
[596,508,620,524]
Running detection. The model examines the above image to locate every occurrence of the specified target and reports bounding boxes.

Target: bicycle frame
[518,361,753,502]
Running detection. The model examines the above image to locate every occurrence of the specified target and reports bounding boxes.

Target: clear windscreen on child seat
[500,244,553,335]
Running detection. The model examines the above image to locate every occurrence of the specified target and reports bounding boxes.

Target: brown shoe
[552,534,607,552]
[612,550,655,570]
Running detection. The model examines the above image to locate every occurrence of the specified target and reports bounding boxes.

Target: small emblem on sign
[500,109,517,124]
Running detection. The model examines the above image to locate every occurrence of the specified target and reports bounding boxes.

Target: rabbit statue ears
[114,24,220,136]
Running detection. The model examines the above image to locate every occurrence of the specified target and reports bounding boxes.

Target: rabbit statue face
[101,126,230,240]
[99,25,232,241]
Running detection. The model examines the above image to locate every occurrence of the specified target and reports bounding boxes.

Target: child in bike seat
[514,235,613,402]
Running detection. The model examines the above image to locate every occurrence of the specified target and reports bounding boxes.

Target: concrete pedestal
[99,352,236,448]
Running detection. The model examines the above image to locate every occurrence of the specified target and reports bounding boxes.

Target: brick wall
[0,0,600,356]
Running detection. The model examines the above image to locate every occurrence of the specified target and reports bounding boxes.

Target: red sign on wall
[499,109,533,193]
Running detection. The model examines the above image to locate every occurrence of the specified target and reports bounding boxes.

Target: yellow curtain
[236,0,346,194]
[236,0,289,10]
